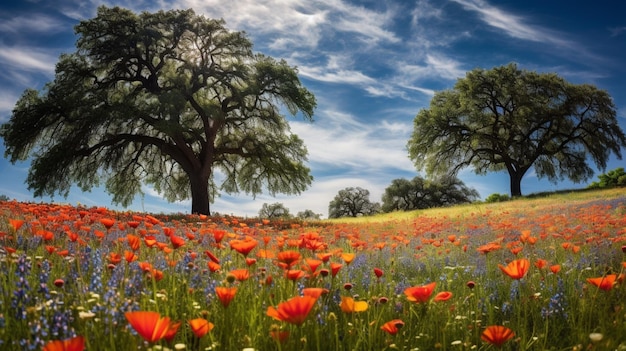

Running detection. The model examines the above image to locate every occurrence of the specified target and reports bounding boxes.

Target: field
[1,188,626,351]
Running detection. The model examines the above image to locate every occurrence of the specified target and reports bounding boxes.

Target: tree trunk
[509,171,523,197]
[189,173,210,215]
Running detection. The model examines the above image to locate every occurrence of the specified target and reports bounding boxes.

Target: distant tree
[408,63,626,198]
[0,6,316,215]
[328,187,381,218]
[588,167,626,189]
[381,175,478,212]
[258,202,291,219]
[0,195,9,202]
[296,209,322,220]
[484,193,510,203]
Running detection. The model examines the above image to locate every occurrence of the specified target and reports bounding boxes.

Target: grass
[0,187,625,350]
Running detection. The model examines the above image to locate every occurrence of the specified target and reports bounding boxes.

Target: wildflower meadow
[1,188,626,351]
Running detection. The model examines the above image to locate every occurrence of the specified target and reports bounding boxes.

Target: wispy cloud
[449,0,567,44]
[0,13,67,34]
[0,45,58,74]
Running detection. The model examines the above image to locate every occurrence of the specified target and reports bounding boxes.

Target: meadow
[1,188,626,351]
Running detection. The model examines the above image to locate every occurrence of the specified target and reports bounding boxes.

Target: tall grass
[0,188,625,350]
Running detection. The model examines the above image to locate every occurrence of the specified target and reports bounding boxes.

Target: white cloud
[0,13,67,34]
[0,45,58,75]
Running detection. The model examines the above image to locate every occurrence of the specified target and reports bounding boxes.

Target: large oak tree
[1,7,316,215]
[408,63,626,197]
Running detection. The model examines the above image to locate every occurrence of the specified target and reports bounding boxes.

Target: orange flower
[286,269,306,281]
[43,335,85,351]
[340,296,368,313]
[276,250,301,268]
[124,250,138,263]
[534,258,548,269]
[189,318,214,338]
[549,265,561,274]
[380,319,404,335]
[341,253,356,265]
[170,235,185,249]
[163,321,181,343]
[228,268,250,281]
[433,291,453,302]
[8,219,25,231]
[498,258,530,280]
[215,287,237,308]
[99,218,115,229]
[266,295,318,325]
[302,288,328,298]
[229,238,258,256]
[126,234,141,251]
[404,282,436,303]
[476,242,501,254]
[125,311,172,343]
[330,262,343,277]
[587,274,617,291]
[481,325,515,347]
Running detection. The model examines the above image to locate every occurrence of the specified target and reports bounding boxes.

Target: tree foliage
[381,175,478,212]
[296,209,322,220]
[407,63,626,197]
[258,202,291,219]
[0,7,316,215]
[328,187,380,218]
[588,167,626,189]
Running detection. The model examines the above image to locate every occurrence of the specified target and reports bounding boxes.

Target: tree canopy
[1,7,316,215]
[381,175,478,212]
[328,187,380,218]
[407,63,626,197]
[258,202,291,219]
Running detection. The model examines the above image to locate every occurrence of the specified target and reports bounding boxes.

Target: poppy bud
[54,279,64,287]
[466,281,476,289]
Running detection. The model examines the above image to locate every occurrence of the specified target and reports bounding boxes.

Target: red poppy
[404,282,437,303]
[266,295,318,325]
[215,287,237,308]
[229,238,258,257]
[43,335,85,351]
[163,321,181,343]
[433,291,453,302]
[228,268,250,282]
[170,235,185,249]
[340,296,368,313]
[125,311,172,343]
[270,329,289,343]
[534,258,547,269]
[99,218,115,229]
[330,262,343,277]
[127,234,141,251]
[587,274,617,291]
[476,242,501,254]
[207,261,221,272]
[276,250,301,268]
[380,319,404,336]
[204,250,220,263]
[374,268,384,279]
[189,318,214,338]
[549,265,561,274]
[305,258,323,273]
[124,250,138,263]
[302,288,328,298]
[286,269,306,281]
[481,325,515,347]
[8,219,24,232]
[498,258,530,280]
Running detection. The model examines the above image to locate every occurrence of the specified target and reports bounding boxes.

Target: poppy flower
[228,268,250,282]
[341,253,355,265]
[170,235,185,249]
[163,321,181,343]
[340,296,368,313]
[125,311,172,343]
[534,259,547,269]
[266,295,318,325]
[99,218,115,229]
[270,330,290,343]
[374,268,383,279]
[189,318,214,338]
[204,250,220,263]
[8,219,24,232]
[380,319,404,336]
[286,269,306,281]
[587,274,617,291]
[481,325,515,347]
[302,288,328,298]
[433,291,453,302]
[277,250,301,268]
[229,238,258,256]
[305,258,323,273]
[215,287,237,308]
[404,282,437,303]
[207,261,221,272]
[498,258,530,280]
[330,263,343,277]
[43,335,85,351]
[126,234,141,251]
[549,265,561,274]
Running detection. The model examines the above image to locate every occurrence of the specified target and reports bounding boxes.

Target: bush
[485,193,510,203]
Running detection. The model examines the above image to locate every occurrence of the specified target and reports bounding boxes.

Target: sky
[0,0,625,218]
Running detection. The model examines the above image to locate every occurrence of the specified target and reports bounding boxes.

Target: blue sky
[0,0,625,217]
